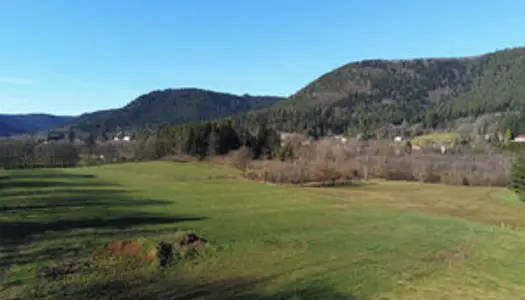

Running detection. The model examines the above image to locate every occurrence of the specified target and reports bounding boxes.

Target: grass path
[1,161,525,299]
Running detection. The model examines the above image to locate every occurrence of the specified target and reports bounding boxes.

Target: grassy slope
[411,132,461,147]
[2,162,525,299]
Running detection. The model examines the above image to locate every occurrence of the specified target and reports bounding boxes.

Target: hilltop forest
[225,47,525,138]
[0,90,283,137]
[72,89,284,132]
[0,114,73,137]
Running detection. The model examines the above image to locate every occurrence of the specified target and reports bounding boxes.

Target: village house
[333,135,348,143]
[513,135,525,142]
[393,136,404,142]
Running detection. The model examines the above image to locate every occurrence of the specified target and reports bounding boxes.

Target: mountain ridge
[0,114,75,137]
[72,88,284,132]
[4,46,525,138]
[229,47,525,137]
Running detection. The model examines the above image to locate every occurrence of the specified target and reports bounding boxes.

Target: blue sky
[1,0,524,115]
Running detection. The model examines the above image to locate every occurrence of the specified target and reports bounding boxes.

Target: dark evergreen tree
[510,155,525,201]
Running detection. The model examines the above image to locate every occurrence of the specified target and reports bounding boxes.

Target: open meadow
[2,161,525,299]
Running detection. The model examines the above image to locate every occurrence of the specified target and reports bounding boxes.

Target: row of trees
[133,121,282,161]
[0,119,286,170]
[0,140,80,169]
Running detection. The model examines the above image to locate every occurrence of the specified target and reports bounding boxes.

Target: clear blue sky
[1,0,524,115]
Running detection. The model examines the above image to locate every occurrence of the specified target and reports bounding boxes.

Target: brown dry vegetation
[228,138,512,187]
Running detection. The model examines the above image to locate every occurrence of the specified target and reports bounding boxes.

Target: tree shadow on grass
[0,173,96,180]
[0,227,181,269]
[0,179,116,190]
[0,169,207,270]
[1,190,165,212]
[41,275,360,300]
[0,215,207,245]
[0,171,360,300]
[0,188,126,198]
[0,171,119,191]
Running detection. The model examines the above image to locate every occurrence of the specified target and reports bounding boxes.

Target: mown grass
[2,161,525,299]
[411,132,460,147]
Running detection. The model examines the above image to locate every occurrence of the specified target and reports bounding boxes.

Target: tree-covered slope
[434,47,525,119]
[234,47,525,136]
[281,57,480,108]
[73,88,284,132]
[0,121,25,137]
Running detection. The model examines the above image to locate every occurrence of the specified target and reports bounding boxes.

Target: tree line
[0,140,80,169]
[134,120,282,160]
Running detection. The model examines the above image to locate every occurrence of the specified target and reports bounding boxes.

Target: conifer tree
[509,155,525,201]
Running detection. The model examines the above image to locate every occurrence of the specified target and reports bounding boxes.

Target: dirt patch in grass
[88,233,210,269]
[178,233,208,250]
[105,240,143,256]
[156,233,209,268]
[91,239,152,265]
[145,248,157,262]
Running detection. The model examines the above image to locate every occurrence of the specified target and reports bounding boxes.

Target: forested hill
[7,47,525,138]
[73,88,284,132]
[0,114,74,137]
[433,47,525,119]
[0,121,25,137]
[229,47,525,137]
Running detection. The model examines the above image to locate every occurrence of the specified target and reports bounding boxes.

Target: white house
[122,136,131,142]
[440,145,447,155]
[393,136,403,142]
[513,135,525,142]
[333,135,348,143]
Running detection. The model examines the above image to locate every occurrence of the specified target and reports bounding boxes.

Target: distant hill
[230,47,525,137]
[73,88,284,132]
[6,47,525,139]
[0,114,74,137]
[280,57,478,109]
[433,47,525,119]
[0,121,25,137]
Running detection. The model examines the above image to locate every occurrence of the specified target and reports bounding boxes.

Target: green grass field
[2,161,525,299]
[411,132,461,148]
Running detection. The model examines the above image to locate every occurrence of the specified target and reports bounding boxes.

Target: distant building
[393,136,404,142]
[301,140,311,146]
[440,145,447,155]
[513,135,525,142]
[122,136,131,142]
[333,135,348,143]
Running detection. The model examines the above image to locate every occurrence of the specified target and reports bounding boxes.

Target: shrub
[509,155,525,201]
[228,147,252,173]
[230,139,511,188]
[0,141,80,169]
